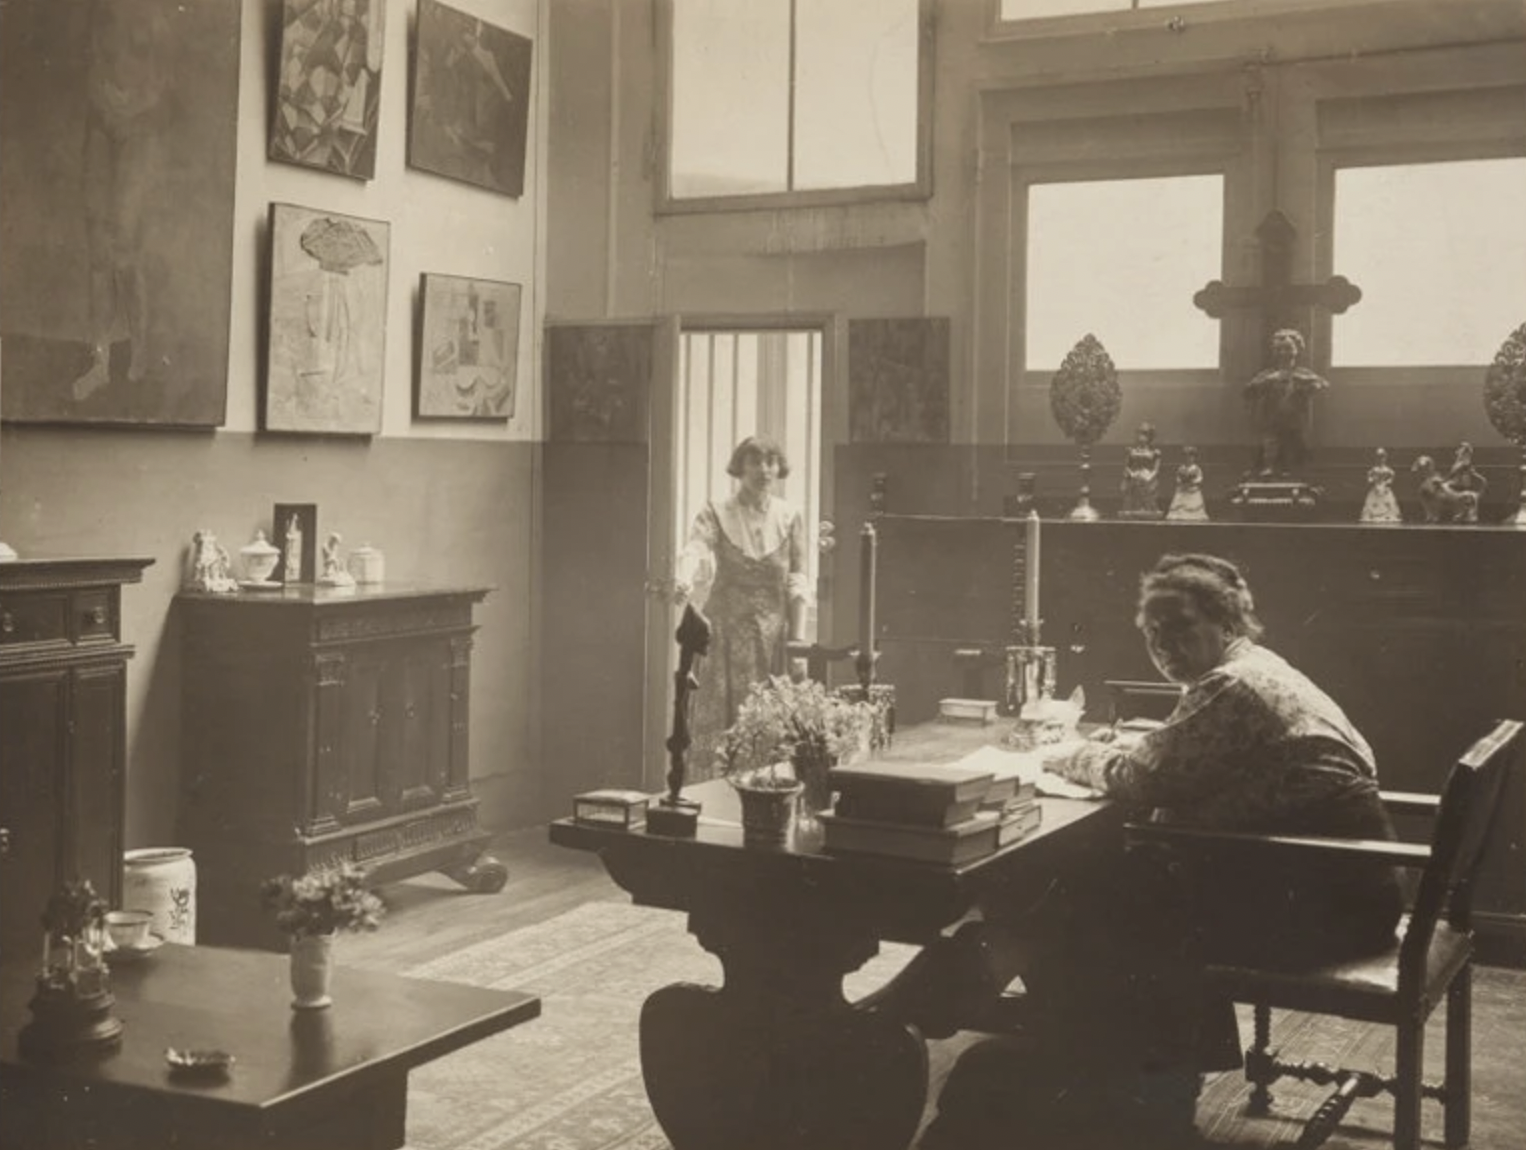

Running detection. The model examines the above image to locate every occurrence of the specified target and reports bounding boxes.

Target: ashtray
[104,934,165,965]
[166,1047,235,1076]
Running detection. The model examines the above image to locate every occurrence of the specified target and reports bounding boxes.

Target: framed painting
[271,503,318,584]
[416,274,520,420]
[0,0,241,427]
[545,323,653,444]
[408,0,533,197]
[269,0,387,180]
[264,203,390,436]
[848,317,951,444]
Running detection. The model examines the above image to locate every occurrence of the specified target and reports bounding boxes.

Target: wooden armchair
[1126,718,1523,1150]
[1104,678,1181,725]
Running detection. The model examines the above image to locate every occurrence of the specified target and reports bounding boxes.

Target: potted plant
[721,675,874,843]
[260,862,385,1009]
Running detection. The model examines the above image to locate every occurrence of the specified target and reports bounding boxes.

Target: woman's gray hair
[1138,553,1264,641]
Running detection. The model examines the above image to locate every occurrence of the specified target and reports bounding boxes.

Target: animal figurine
[1412,455,1480,524]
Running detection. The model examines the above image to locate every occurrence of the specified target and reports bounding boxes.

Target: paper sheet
[948,742,1103,801]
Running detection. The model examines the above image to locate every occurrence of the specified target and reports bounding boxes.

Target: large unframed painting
[0,0,240,427]
[848,318,951,443]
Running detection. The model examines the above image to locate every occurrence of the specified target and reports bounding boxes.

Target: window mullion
[786,0,798,192]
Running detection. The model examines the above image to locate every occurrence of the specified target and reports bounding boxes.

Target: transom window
[1025,174,1224,372]
[1332,157,1526,367]
[999,0,1224,21]
[667,0,923,205]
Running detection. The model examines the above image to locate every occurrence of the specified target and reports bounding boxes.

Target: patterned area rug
[401,901,1526,1150]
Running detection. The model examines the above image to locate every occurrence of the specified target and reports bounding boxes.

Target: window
[999,0,1223,21]
[1025,175,1224,371]
[1332,158,1526,367]
[668,0,922,204]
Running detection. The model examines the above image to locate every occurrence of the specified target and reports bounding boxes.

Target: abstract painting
[270,0,386,180]
[417,274,521,420]
[264,203,390,435]
[545,324,653,444]
[408,0,533,197]
[0,0,241,427]
[848,317,951,443]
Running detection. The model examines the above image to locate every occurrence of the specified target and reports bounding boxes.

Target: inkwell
[647,604,711,836]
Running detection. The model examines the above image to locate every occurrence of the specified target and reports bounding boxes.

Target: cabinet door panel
[341,655,387,822]
[396,648,450,810]
[0,672,66,963]
[70,664,124,905]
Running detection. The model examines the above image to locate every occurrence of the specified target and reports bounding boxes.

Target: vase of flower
[289,932,335,1010]
[261,862,385,1010]
[733,772,805,846]
[793,747,837,821]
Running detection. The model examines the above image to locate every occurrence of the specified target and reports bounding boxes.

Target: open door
[641,316,843,791]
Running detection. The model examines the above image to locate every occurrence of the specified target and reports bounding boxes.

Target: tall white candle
[859,523,878,658]
[1024,510,1041,639]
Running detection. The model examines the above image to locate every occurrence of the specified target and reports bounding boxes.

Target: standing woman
[674,435,813,779]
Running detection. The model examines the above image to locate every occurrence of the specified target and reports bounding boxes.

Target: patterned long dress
[679,498,810,780]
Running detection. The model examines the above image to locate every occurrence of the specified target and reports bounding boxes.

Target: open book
[945,742,1103,801]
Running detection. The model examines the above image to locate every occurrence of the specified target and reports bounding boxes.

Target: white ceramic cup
[105,909,155,949]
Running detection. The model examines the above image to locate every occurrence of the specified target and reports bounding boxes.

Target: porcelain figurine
[1166,446,1208,521]
[1412,455,1480,524]
[1444,441,1487,522]
[187,530,237,594]
[1118,422,1163,519]
[319,532,355,587]
[1360,448,1402,524]
[283,513,304,585]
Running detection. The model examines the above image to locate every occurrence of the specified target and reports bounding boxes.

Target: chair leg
[1245,1002,1275,1115]
[1394,1017,1424,1150]
[1444,966,1472,1149]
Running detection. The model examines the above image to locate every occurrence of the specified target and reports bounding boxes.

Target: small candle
[859,523,878,662]
[1024,510,1041,640]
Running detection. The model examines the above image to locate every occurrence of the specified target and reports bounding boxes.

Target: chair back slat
[1400,719,1523,974]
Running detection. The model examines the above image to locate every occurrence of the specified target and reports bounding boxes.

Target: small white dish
[104,933,165,964]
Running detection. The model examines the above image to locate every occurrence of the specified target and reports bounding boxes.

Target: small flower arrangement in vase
[721,675,874,842]
[261,862,384,1009]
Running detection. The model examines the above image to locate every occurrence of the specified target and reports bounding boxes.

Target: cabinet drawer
[0,592,69,646]
[74,590,117,642]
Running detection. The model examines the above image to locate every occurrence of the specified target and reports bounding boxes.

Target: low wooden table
[550,721,1121,1150]
[1,943,539,1150]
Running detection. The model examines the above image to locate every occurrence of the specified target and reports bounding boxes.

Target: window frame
[655,0,936,215]
[982,0,1402,42]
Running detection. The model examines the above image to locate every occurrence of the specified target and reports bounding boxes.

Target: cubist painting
[0,0,240,427]
[270,0,386,181]
[264,203,390,436]
[417,274,521,420]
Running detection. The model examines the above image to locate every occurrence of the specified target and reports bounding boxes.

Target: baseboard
[1474,911,1526,968]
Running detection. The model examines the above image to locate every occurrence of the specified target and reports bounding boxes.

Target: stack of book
[820,757,1043,865]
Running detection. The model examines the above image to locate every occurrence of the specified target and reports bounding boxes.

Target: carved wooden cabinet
[0,557,154,964]
[177,585,504,950]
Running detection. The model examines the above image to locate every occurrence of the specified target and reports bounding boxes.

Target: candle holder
[1001,643,1061,751]
[20,880,124,1059]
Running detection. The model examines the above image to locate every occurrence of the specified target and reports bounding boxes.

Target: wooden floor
[342,826,626,972]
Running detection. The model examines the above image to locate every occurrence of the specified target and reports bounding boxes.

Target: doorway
[644,320,834,789]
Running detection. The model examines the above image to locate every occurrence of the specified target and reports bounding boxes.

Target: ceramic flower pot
[290,933,335,1010]
[733,778,803,846]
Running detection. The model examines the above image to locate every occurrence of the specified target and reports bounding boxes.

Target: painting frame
[263,202,391,437]
[416,273,521,421]
[269,0,387,181]
[271,503,318,584]
[0,0,241,428]
[408,0,533,198]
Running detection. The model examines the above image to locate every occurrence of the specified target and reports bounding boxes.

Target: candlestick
[857,523,878,688]
[1024,510,1041,639]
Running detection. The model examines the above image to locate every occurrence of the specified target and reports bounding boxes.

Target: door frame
[641,312,845,792]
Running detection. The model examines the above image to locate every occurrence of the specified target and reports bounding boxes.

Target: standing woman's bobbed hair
[726,434,791,480]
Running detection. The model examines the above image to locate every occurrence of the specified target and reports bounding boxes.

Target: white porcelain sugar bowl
[239,530,281,585]
[347,543,384,585]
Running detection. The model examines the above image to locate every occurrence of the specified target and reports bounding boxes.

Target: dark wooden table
[549,721,1121,1150]
[1,943,539,1150]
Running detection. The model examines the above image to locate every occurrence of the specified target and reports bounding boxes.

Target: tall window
[1332,157,1526,367]
[668,0,921,202]
[1025,175,1224,371]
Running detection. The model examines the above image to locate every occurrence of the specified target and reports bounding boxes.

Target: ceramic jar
[347,544,384,585]
[239,530,281,583]
[289,933,335,1010]
[122,847,196,944]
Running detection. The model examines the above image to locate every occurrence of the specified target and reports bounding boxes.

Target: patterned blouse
[1063,638,1382,833]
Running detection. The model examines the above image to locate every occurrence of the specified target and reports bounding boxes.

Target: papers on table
[946,741,1103,801]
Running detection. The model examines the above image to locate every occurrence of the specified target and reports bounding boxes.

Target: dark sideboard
[177,584,504,951]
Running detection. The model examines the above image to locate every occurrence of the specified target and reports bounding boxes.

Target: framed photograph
[408,0,532,197]
[0,0,240,428]
[269,0,386,180]
[417,274,520,420]
[272,503,318,584]
[264,203,390,435]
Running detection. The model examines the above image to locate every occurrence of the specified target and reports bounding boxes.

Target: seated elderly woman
[873,552,1404,1145]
